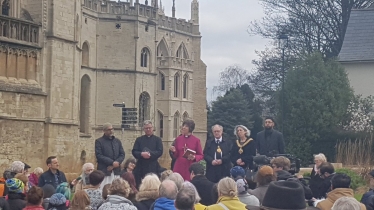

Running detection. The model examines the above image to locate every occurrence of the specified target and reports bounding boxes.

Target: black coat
[7,193,26,210]
[203,137,232,183]
[230,138,256,169]
[256,129,285,156]
[309,167,325,199]
[95,135,125,176]
[132,135,163,186]
[0,197,9,210]
[190,175,215,206]
[38,169,67,188]
[134,199,155,210]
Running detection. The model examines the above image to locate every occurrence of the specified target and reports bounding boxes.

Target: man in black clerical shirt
[132,120,163,187]
[256,117,285,156]
[203,124,232,183]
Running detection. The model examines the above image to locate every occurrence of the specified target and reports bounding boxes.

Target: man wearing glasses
[256,117,285,156]
[95,122,125,189]
[132,120,163,187]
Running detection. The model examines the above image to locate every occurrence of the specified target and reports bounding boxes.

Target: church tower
[191,0,199,25]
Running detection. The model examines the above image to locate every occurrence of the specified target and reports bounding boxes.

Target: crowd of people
[0,117,373,210]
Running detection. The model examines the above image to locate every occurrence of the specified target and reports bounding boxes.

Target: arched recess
[173,111,180,138]
[176,42,189,59]
[139,91,151,124]
[140,47,150,69]
[158,110,164,138]
[182,73,189,99]
[157,38,169,57]
[174,72,180,98]
[182,111,189,121]
[82,41,89,66]
[79,75,91,133]
[159,71,165,90]
[1,1,10,16]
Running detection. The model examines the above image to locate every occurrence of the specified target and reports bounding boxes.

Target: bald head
[159,180,178,200]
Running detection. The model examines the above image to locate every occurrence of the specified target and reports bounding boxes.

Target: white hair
[211,124,223,131]
[331,196,361,210]
[143,120,153,127]
[181,181,201,204]
[10,161,25,173]
[81,162,94,185]
[234,125,251,138]
[33,167,44,175]
[314,153,327,162]
[102,123,112,131]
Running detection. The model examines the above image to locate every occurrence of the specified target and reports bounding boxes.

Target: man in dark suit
[189,163,215,206]
[203,124,232,183]
[256,117,285,156]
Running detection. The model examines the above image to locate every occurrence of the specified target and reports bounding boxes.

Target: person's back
[152,180,177,210]
[317,173,366,210]
[189,163,215,206]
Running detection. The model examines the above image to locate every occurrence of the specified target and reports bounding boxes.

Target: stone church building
[0,0,207,172]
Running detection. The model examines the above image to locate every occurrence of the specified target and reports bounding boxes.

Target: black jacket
[7,193,26,210]
[134,199,155,210]
[190,175,215,206]
[132,135,163,186]
[230,138,256,169]
[38,169,67,188]
[256,129,285,156]
[203,137,232,183]
[0,197,10,210]
[95,135,125,176]
[309,167,325,199]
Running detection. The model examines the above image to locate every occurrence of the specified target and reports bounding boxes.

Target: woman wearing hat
[5,178,27,210]
[230,125,256,170]
[206,177,247,210]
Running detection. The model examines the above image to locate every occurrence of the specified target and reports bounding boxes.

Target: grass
[354,193,363,201]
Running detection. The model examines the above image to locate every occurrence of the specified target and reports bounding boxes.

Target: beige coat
[316,188,366,210]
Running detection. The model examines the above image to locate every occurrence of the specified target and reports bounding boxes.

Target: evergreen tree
[208,89,254,140]
[280,53,353,164]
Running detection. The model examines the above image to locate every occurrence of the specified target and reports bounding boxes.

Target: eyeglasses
[106,128,114,131]
[144,127,153,130]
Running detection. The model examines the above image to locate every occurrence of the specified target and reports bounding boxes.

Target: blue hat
[230,166,245,179]
[49,193,67,206]
[5,178,24,193]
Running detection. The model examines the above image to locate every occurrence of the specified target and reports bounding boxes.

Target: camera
[253,153,301,175]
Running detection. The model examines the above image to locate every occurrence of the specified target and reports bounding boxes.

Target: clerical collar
[184,134,191,138]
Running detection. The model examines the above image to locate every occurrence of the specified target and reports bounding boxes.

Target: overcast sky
[138,0,270,101]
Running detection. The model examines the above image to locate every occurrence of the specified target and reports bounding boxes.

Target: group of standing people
[94,116,285,186]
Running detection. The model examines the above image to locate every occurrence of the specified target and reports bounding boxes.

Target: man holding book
[132,120,163,187]
[203,124,232,183]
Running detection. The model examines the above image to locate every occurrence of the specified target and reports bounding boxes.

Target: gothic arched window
[141,48,149,67]
[183,74,188,99]
[80,75,91,133]
[174,73,180,97]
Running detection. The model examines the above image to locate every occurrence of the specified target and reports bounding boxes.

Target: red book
[183,148,196,159]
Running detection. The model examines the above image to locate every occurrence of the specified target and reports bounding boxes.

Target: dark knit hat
[230,166,245,179]
[369,170,374,177]
[5,178,24,193]
[263,181,306,209]
[42,184,56,198]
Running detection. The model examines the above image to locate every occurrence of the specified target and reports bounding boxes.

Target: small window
[183,74,188,98]
[174,73,180,97]
[141,48,149,67]
[173,112,180,138]
[160,73,165,90]
[159,112,164,138]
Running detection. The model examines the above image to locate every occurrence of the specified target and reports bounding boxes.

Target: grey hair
[314,153,327,162]
[143,120,153,127]
[10,161,25,173]
[80,163,94,185]
[102,123,112,131]
[167,172,184,191]
[181,181,201,204]
[234,125,251,138]
[211,124,223,131]
[159,180,178,200]
[331,197,361,210]
[33,167,44,175]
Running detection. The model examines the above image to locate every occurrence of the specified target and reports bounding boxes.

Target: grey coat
[248,185,269,204]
